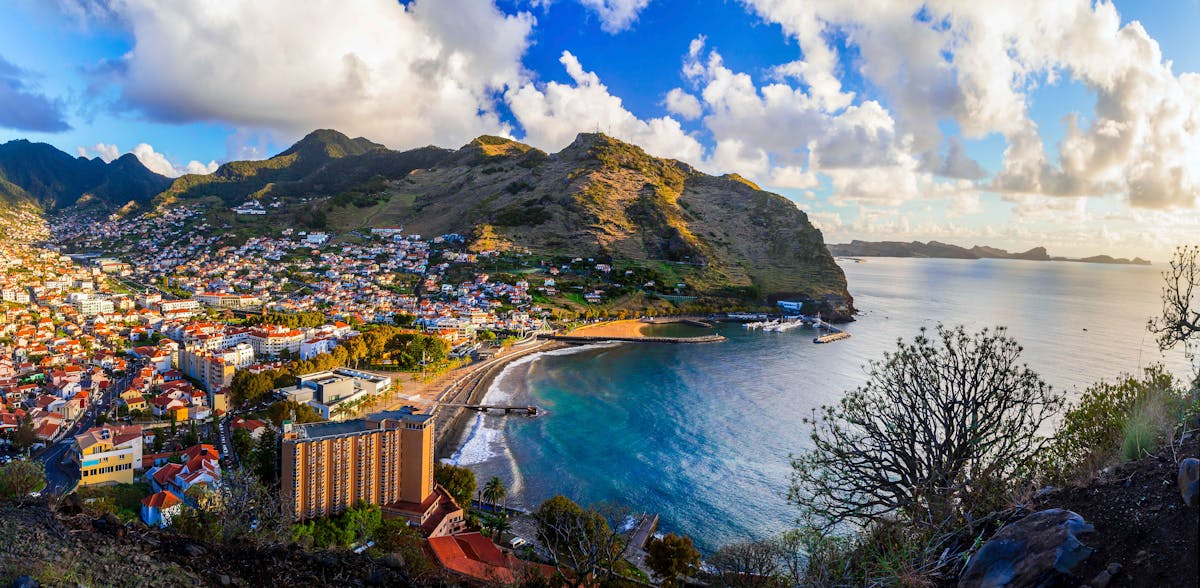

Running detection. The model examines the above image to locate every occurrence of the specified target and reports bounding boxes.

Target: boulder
[10,576,39,588]
[1179,458,1199,507]
[92,512,127,538]
[958,509,1094,588]
[56,493,83,516]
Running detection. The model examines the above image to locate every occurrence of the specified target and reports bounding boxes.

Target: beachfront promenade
[539,333,726,344]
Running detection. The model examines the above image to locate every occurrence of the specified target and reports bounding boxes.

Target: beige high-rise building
[281,407,451,528]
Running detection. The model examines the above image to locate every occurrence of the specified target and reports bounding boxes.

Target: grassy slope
[369,133,852,306]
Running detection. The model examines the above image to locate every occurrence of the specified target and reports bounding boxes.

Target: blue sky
[2,0,1199,260]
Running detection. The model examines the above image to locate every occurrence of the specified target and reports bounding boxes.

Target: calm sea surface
[450,258,1191,552]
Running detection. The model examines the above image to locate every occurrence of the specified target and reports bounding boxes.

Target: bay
[451,258,1191,552]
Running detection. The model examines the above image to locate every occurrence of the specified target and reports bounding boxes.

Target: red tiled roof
[141,490,182,509]
[152,463,184,487]
[425,533,554,584]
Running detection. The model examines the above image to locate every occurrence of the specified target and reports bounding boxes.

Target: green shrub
[1040,365,1191,483]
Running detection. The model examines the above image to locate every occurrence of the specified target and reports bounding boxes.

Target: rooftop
[290,406,431,440]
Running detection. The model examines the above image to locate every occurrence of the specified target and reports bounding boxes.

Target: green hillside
[0,139,170,210]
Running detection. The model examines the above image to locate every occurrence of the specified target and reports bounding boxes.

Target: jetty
[642,317,714,328]
[540,334,726,344]
[438,403,540,416]
[622,513,661,579]
[814,331,852,344]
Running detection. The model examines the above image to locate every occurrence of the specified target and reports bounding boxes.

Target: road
[217,413,238,469]
[35,440,77,494]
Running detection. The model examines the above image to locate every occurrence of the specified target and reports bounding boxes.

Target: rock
[1087,562,1122,588]
[57,493,83,516]
[1179,458,1200,507]
[10,575,39,588]
[382,554,406,570]
[213,573,231,587]
[184,543,207,558]
[92,513,126,537]
[958,509,1094,588]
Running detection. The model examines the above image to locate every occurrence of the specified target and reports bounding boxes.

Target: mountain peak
[279,129,386,159]
[557,132,658,167]
[0,139,169,208]
[465,135,535,157]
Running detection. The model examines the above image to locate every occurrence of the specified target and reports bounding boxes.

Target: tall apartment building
[179,342,254,392]
[281,408,463,535]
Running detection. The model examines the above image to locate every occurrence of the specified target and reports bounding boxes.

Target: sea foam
[446,342,620,466]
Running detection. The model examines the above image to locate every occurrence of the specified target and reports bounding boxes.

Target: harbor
[742,313,852,344]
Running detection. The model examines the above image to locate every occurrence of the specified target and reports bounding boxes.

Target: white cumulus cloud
[79,142,218,177]
[664,88,702,120]
[577,0,652,33]
[742,0,1200,209]
[89,0,535,150]
[77,142,120,162]
[506,51,704,162]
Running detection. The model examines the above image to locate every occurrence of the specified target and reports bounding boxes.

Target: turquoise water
[450,258,1192,552]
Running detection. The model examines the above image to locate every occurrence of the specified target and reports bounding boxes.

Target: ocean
[448,257,1192,552]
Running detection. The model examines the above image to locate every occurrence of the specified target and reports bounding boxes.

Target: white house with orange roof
[147,444,220,497]
[141,490,183,527]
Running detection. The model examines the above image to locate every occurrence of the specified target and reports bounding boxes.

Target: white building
[1,287,30,304]
[158,299,201,313]
[247,326,304,357]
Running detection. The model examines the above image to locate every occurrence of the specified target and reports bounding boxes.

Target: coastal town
[0,204,719,584]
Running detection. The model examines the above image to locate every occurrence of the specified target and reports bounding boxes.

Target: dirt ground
[1037,435,1199,587]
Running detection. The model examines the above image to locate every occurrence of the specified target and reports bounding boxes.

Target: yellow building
[75,425,143,486]
[281,407,446,527]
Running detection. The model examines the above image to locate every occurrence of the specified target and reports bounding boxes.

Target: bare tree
[1150,245,1200,354]
[1150,245,1200,399]
[790,325,1062,530]
[174,468,288,547]
[709,538,783,587]
[533,496,628,586]
[214,468,288,545]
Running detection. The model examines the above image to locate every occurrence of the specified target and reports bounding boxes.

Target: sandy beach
[569,319,650,338]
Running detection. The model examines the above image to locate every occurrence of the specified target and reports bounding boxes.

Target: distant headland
[828,240,1151,265]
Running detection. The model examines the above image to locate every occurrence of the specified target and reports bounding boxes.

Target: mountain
[155,129,448,207]
[0,139,171,210]
[829,240,1149,265]
[156,130,853,314]
[1069,254,1151,265]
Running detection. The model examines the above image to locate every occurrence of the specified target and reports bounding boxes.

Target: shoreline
[432,340,568,460]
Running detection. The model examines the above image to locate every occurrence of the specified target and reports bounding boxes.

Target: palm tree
[486,513,512,540]
[482,476,507,513]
